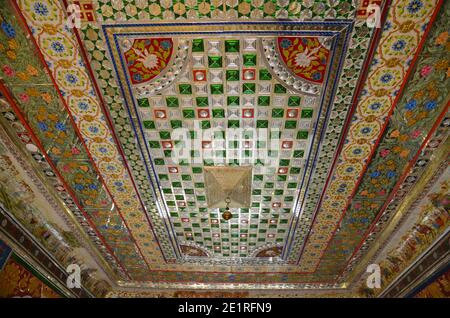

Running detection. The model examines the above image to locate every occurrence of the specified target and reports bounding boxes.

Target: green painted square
[259,69,272,80]
[181,174,192,181]
[293,150,305,158]
[192,167,202,174]
[274,84,287,94]
[297,131,309,139]
[225,39,239,52]
[159,175,169,181]
[253,174,263,181]
[166,97,179,107]
[159,131,171,139]
[212,108,225,118]
[272,108,284,118]
[258,96,270,106]
[170,120,182,129]
[228,120,240,128]
[143,120,155,129]
[208,56,222,68]
[183,109,195,118]
[227,96,240,106]
[264,182,274,189]
[243,54,256,66]
[285,120,297,129]
[201,120,211,129]
[242,83,256,94]
[192,39,204,52]
[172,181,182,188]
[287,182,297,189]
[256,120,268,128]
[226,70,239,81]
[148,141,160,148]
[137,98,149,107]
[178,84,192,94]
[288,96,301,106]
[164,150,172,157]
[290,167,301,174]
[274,189,284,195]
[196,96,209,107]
[301,108,314,118]
[279,159,290,166]
[210,84,223,94]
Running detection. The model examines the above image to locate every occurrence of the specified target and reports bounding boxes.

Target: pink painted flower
[354,202,362,209]
[2,65,15,77]
[380,149,390,157]
[18,93,29,103]
[71,146,80,155]
[410,129,421,139]
[420,65,433,77]
[62,164,71,172]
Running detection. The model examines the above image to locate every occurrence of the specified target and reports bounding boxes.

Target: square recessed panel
[104,20,353,265]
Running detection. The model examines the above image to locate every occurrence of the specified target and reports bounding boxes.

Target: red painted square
[193,69,207,81]
[278,167,288,174]
[197,109,210,119]
[242,68,256,80]
[281,141,293,149]
[154,109,167,119]
[162,141,173,149]
[286,108,299,118]
[168,166,179,173]
[242,108,254,118]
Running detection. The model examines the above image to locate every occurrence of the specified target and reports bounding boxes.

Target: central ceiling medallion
[204,166,252,214]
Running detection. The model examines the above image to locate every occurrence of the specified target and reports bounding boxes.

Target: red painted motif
[277,37,329,84]
[124,38,173,84]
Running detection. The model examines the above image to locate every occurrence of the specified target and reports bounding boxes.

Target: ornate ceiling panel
[0,0,448,293]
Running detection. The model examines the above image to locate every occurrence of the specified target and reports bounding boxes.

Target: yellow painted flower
[25,87,39,96]
[6,50,16,60]
[8,39,18,50]
[16,72,29,81]
[41,92,52,103]
[26,65,38,76]
[390,130,400,138]
[435,31,448,45]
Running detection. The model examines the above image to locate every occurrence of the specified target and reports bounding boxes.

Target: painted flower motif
[391,39,406,51]
[410,129,421,138]
[380,149,390,157]
[6,50,16,60]
[65,73,78,84]
[406,0,423,14]
[380,73,393,83]
[50,41,65,53]
[160,40,172,50]
[294,46,320,68]
[26,65,39,76]
[386,171,396,178]
[133,48,159,70]
[33,1,49,16]
[2,65,15,77]
[55,122,66,131]
[71,147,80,155]
[405,99,417,110]
[18,93,30,103]
[37,121,48,131]
[420,65,433,77]
[424,100,437,110]
[1,22,15,38]
[41,92,52,103]
[280,38,293,49]
[371,171,381,178]
[435,31,448,45]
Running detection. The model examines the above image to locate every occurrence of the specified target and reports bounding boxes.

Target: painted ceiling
[0,0,448,293]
